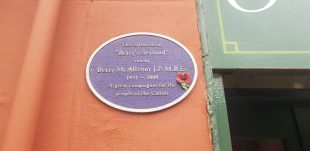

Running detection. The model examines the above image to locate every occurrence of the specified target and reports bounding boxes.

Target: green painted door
[225,89,310,151]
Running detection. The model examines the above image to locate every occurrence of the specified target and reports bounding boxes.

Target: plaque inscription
[86,33,197,112]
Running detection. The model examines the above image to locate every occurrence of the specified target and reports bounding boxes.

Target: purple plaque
[86,33,198,112]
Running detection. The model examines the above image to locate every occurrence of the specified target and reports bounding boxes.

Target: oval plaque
[86,33,198,112]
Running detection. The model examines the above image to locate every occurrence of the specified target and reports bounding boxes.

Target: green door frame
[203,72,232,151]
[197,1,310,151]
[197,1,233,150]
[197,0,233,150]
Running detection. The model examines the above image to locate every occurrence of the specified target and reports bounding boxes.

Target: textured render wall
[0,0,213,151]
[0,0,38,147]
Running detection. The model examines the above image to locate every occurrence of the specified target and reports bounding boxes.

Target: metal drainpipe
[1,0,62,150]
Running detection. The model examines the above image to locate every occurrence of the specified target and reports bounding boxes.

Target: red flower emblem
[176,72,191,90]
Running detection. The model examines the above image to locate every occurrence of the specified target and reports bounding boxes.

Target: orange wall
[0,0,37,148]
[0,0,212,150]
